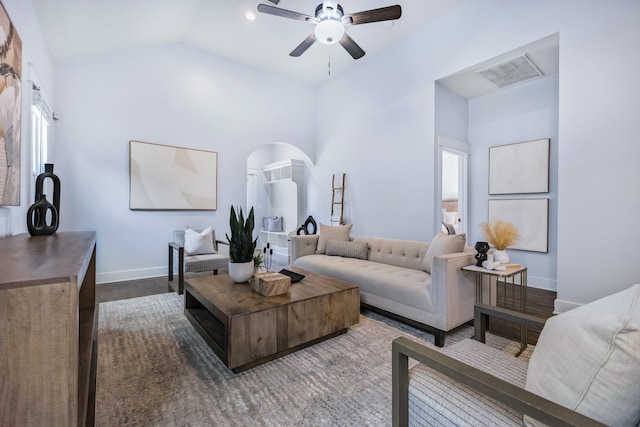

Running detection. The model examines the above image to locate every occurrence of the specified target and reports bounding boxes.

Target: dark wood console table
[0,231,97,426]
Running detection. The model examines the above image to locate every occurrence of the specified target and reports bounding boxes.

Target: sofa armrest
[430,250,477,331]
[392,336,606,427]
[290,235,319,265]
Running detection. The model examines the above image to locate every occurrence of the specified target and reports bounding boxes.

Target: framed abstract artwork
[488,198,549,253]
[489,138,550,195]
[129,141,218,210]
[0,2,22,206]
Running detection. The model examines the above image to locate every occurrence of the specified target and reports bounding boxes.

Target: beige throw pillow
[524,284,640,427]
[422,233,466,273]
[316,224,352,254]
[184,227,216,255]
[325,239,368,260]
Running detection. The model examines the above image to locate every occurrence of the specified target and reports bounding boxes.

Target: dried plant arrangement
[481,220,520,250]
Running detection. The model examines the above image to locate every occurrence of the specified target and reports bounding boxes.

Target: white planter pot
[493,250,510,264]
[228,261,254,283]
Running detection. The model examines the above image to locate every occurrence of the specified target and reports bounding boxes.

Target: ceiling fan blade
[339,33,365,59]
[344,5,402,25]
[290,33,317,57]
[257,4,315,22]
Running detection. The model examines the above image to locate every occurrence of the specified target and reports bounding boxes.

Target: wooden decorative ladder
[330,173,345,225]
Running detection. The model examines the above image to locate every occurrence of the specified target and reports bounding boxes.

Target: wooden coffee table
[183,268,360,373]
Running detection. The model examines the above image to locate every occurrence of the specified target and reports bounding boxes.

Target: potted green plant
[226,205,258,282]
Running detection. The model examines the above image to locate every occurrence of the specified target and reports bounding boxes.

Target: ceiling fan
[257,1,402,59]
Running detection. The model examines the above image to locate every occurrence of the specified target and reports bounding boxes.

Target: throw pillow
[184,227,216,255]
[316,224,353,254]
[267,216,283,232]
[422,233,466,273]
[523,284,640,427]
[325,239,368,260]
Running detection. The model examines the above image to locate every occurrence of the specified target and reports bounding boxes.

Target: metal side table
[462,264,528,355]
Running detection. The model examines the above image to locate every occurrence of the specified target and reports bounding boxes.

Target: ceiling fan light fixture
[314,19,344,45]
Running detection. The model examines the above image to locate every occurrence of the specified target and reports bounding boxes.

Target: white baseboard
[526,274,556,292]
[554,299,582,314]
[97,266,167,284]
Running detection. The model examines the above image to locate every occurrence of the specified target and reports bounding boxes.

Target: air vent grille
[477,54,543,88]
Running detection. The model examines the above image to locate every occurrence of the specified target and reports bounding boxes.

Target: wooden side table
[462,264,528,355]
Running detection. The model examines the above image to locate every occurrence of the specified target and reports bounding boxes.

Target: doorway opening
[436,134,469,235]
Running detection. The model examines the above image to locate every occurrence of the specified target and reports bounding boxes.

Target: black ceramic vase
[27,163,61,236]
[296,215,318,235]
[474,241,490,267]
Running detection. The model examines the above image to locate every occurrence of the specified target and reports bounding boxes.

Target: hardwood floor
[97,276,170,303]
[97,258,290,303]
[491,282,556,344]
[97,271,557,346]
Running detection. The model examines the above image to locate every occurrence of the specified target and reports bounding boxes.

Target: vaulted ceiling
[32,0,466,86]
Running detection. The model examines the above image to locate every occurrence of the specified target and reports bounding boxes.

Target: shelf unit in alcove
[259,159,304,259]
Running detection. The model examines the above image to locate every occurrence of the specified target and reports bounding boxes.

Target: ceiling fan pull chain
[328,49,331,76]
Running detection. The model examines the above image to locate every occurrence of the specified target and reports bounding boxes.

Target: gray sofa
[290,234,476,346]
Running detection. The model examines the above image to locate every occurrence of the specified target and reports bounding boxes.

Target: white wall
[435,82,469,143]
[24,0,640,307]
[469,75,559,291]
[316,0,640,309]
[54,43,316,282]
[0,0,55,236]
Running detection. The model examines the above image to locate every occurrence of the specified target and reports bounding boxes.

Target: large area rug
[96,293,524,426]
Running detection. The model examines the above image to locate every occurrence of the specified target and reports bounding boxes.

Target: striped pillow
[325,239,368,260]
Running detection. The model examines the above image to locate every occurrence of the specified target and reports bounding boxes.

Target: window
[31,83,51,190]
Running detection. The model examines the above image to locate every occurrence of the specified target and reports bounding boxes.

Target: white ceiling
[31,0,466,86]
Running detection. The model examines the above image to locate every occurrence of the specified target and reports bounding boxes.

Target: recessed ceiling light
[245,11,256,21]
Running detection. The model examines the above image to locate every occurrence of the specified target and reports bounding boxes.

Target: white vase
[228,261,254,283]
[493,250,509,264]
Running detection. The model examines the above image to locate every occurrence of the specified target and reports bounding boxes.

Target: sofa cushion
[325,239,368,260]
[422,233,466,273]
[316,223,352,254]
[294,254,434,313]
[184,227,216,255]
[524,284,640,427]
[358,237,428,271]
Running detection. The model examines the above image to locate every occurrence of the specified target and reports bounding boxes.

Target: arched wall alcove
[247,142,314,260]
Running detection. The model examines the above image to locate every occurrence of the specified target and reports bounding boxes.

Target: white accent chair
[393,284,640,426]
[168,228,230,294]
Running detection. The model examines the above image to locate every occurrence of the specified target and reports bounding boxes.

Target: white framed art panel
[489,138,550,194]
[488,198,549,252]
[129,140,218,210]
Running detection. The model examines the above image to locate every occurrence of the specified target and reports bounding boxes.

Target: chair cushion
[325,239,368,260]
[184,227,216,255]
[184,253,229,273]
[409,339,527,426]
[316,223,352,254]
[524,284,640,427]
[422,233,466,273]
